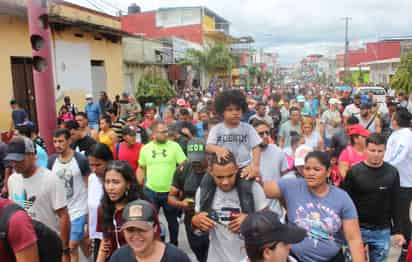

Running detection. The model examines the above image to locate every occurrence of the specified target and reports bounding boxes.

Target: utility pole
[342,17,351,80]
[27,0,57,153]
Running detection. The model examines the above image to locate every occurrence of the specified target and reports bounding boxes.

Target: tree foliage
[135,68,175,105]
[179,43,235,87]
[391,51,412,94]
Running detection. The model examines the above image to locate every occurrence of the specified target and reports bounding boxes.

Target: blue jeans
[361,228,391,262]
[144,187,179,245]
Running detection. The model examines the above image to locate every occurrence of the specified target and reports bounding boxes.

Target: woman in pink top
[59,105,74,122]
[338,124,369,179]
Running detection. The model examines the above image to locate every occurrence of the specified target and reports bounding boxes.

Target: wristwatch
[62,248,71,256]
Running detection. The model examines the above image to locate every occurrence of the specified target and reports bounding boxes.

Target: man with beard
[357,103,381,133]
[168,138,210,262]
[343,94,362,121]
[48,129,91,262]
[342,133,404,261]
[137,122,186,246]
[252,120,289,216]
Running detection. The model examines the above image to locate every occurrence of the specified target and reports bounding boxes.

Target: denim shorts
[70,215,87,241]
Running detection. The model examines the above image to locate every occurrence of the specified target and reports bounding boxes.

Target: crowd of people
[1,85,412,262]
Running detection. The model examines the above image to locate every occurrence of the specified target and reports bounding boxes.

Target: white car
[355,86,387,103]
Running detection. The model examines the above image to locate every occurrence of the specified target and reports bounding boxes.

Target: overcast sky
[69,0,412,65]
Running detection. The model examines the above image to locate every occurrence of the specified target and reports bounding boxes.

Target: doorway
[10,57,38,124]
[91,60,107,99]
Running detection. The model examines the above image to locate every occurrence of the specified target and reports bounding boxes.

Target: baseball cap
[122,91,129,97]
[354,94,361,99]
[85,94,93,100]
[5,136,36,161]
[328,98,342,105]
[296,95,305,103]
[127,113,137,122]
[177,98,186,106]
[294,145,313,167]
[121,200,156,231]
[240,210,306,246]
[348,124,370,137]
[122,126,136,136]
[187,138,206,162]
[360,102,372,109]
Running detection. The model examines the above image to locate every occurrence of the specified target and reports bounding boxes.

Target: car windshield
[360,89,386,95]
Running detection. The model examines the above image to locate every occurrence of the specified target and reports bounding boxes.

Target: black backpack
[0,204,62,262]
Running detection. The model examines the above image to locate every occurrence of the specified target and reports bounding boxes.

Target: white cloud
[70,0,412,65]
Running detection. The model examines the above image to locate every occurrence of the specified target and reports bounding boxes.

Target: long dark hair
[101,160,145,231]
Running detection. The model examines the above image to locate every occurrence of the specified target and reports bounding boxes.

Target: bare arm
[343,219,365,262]
[137,166,146,186]
[55,207,71,252]
[338,161,350,179]
[168,186,188,209]
[278,135,285,148]
[15,243,39,262]
[263,181,283,199]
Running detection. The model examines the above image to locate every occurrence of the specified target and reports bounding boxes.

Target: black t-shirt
[172,162,205,199]
[341,162,401,233]
[71,135,96,155]
[109,243,191,262]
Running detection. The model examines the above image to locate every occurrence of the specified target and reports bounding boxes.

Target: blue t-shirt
[278,178,358,261]
[196,122,205,137]
[12,109,27,126]
[36,144,48,168]
[85,103,101,124]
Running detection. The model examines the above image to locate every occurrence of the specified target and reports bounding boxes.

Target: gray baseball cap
[5,136,36,161]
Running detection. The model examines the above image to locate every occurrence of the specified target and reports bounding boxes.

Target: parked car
[354,86,387,103]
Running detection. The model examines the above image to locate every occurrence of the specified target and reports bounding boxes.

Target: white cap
[328,98,341,105]
[85,94,93,100]
[294,145,314,167]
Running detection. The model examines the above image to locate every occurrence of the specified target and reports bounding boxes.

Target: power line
[83,0,108,13]
[96,0,127,14]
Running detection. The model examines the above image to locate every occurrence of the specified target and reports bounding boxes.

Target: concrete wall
[0,14,124,132]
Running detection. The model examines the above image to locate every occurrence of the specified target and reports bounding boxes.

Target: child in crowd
[206,89,262,179]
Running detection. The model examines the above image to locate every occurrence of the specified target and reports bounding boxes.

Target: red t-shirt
[338,145,367,167]
[113,143,143,172]
[0,199,37,262]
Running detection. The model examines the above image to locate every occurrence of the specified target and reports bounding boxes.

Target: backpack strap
[115,143,121,160]
[73,152,91,176]
[365,114,377,130]
[47,154,58,170]
[0,204,24,258]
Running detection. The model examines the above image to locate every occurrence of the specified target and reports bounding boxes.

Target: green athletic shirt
[139,140,186,192]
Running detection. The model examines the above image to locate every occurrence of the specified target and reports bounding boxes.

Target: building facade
[0,1,125,131]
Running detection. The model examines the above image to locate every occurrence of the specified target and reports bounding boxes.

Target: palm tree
[391,51,412,94]
[179,43,235,89]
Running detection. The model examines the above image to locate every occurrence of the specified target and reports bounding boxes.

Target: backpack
[0,204,62,262]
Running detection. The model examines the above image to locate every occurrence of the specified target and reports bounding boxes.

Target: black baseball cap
[353,94,361,99]
[240,210,306,246]
[186,138,206,162]
[121,200,156,231]
[5,136,36,161]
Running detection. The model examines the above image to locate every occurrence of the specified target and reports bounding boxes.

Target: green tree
[343,71,354,85]
[391,51,412,94]
[179,43,235,88]
[135,67,176,105]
